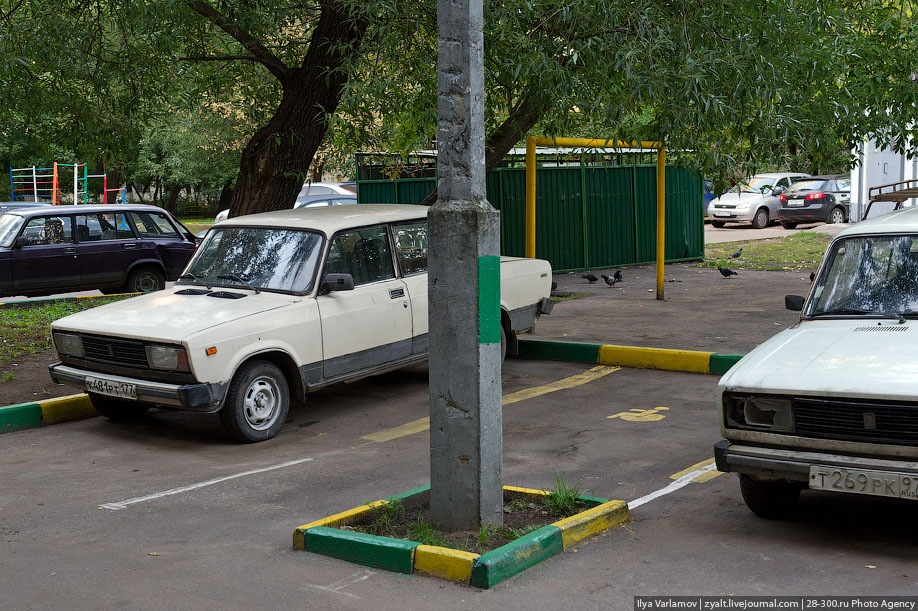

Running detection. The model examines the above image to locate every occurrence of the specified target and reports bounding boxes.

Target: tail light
[779,194,787,203]
[805,192,827,201]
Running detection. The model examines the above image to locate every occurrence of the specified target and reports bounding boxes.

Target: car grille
[795,397,918,446]
[81,335,149,368]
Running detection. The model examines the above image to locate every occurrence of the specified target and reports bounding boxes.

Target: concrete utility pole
[428,0,503,530]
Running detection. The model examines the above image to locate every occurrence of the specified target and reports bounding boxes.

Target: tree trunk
[166,184,183,213]
[229,4,368,217]
[419,93,551,206]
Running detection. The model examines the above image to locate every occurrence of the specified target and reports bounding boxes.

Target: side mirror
[772,186,784,195]
[785,295,805,311]
[320,273,355,294]
[15,236,28,248]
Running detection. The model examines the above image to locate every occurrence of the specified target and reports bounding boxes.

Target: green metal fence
[355,155,704,273]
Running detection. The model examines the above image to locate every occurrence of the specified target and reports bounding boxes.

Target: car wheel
[710,221,726,228]
[500,324,508,363]
[125,267,165,293]
[828,207,846,224]
[739,474,801,519]
[751,208,769,229]
[219,360,290,443]
[89,393,151,421]
[781,222,798,230]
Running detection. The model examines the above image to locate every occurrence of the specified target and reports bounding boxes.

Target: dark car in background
[777,175,851,229]
[0,204,197,298]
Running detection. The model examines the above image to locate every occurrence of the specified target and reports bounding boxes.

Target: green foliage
[542,475,586,517]
[362,499,405,535]
[406,516,448,547]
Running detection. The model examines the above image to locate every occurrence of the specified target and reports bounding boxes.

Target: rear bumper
[48,362,220,412]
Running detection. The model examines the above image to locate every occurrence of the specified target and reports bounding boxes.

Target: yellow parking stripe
[670,458,723,483]
[362,365,621,442]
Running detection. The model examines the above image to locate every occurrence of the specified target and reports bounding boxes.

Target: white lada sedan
[49,205,554,442]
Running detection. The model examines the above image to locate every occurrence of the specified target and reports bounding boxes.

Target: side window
[325,225,395,286]
[22,216,72,245]
[130,212,180,238]
[393,220,428,275]
[92,212,132,240]
[776,178,789,189]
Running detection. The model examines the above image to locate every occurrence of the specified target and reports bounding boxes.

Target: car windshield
[182,226,324,293]
[808,235,918,318]
[0,214,25,247]
[739,177,776,193]
[786,179,829,193]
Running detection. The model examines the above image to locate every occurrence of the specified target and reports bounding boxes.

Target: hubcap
[242,377,277,430]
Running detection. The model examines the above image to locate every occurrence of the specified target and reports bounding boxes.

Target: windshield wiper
[216,274,261,294]
[815,308,906,322]
[178,273,212,289]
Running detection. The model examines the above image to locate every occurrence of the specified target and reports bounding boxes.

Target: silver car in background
[708,172,810,229]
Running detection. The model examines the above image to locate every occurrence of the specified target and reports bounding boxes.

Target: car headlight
[146,345,191,372]
[723,393,794,433]
[53,333,84,358]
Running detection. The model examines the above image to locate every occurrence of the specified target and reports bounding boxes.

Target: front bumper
[709,209,754,223]
[714,439,918,483]
[49,362,220,412]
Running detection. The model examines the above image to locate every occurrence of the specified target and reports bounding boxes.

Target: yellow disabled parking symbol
[607,407,669,422]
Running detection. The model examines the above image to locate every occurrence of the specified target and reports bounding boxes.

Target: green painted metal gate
[356,156,704,273]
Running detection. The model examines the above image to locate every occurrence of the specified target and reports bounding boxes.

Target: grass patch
[551,292,589,303]
[348,478,594,555]
[0,296,128,367]
[703,231,830,271]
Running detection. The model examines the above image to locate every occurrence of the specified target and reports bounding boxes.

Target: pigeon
[581,273,598,284]
[809,272,816,282]
[718,267,738,278]
[613,269,623,283]
[730,247,743,259]
[601,274,619,287]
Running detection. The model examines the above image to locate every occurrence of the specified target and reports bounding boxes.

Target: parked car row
[706,172,852,230]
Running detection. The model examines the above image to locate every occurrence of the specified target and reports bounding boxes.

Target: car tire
[739,474,801,519]
[89,393,151,421]
[500,324,508,363]
[124,267,165,293]
[781,221,798,229]
[751,208,769,229]
[219,360,290,443]
[710,221,726,228]
[828,207,846,224]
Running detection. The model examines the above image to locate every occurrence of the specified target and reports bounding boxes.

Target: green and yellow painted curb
[293,484,630,589]
[0,394,96,433]
[518,338,743,376]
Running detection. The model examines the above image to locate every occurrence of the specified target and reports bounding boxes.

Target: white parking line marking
[628,461,719,510]
[101,456,316,510]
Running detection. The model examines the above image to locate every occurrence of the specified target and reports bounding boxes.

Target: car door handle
[123,243,136,249]
[64,247,77,254]
[389,288,405,299]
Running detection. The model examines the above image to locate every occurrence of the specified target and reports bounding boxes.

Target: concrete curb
[0,340,744,435]
[517,338,743,375]
[292,484,630,589]
[0,394,97,433]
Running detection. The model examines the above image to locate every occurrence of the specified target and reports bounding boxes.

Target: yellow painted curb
[293,500,387,550]
[552,499,630,549]
[414,545,479,583]
[598,344,712,374]
[39,394,97,424]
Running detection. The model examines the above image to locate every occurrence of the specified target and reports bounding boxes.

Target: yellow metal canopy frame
[525,136,667,300]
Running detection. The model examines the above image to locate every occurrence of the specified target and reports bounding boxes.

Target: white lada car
[715,205,918,517]
[49,205,554,442]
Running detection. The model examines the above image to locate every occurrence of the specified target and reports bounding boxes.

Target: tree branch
[186,0,289,81]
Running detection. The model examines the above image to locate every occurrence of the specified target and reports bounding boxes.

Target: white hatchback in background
[708,172,810,229]
[213,181,356,223]
[715,205,918,517]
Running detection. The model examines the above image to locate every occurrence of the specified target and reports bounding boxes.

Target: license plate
[788,199,804,207]
[86,376,137,400]
[809,466,918,500]
[713,212,731,217]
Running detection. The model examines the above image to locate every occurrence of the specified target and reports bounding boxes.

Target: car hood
[720,319,918,398]
[52,287,300,343]
[711,191,773,205]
